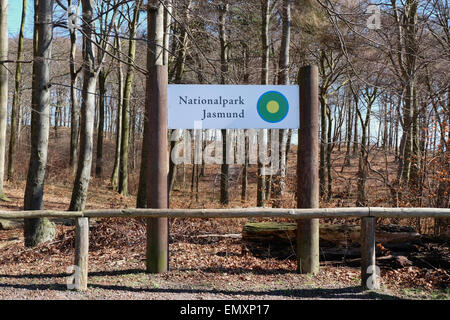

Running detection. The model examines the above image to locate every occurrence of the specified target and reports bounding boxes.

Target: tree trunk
[119,0,141,195]
[163,0,172,67]
[173,0,191,83]
[286,129,293,158]
[241,130,248,202]
[352,100,358,156]
[136,109,148,208]
[219,2,229,205]
[23,0,56,246]
[130,100,137,171]
[54,89,63,139]
[111,32,123,190]
[241,44,250,202]
[393,0,419,187]
[257,0,270,207]
[7,0,26,182]
[344,86,353,166]
[168,130,178,197]
[191,129,200,202]
[272,0,291,208]
[261,0,269,84]
[319,94,327,198]
[69,0,80,172]
[69,0,97,211]
[356,87,377,207]
[0,0,7,199]
[95,70,106,177]
[326,105,333,200]
[220,129,229,204]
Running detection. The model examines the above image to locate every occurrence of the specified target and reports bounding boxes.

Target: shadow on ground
[0,268,401,300]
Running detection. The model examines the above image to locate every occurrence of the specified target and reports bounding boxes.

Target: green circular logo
[257,91,289,123]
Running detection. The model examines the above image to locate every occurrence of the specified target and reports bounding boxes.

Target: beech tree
[69,0,118,211]
[24,0,56,246]
[111,27,124,190]
[68,0,81,172]
[119,0,142,195]
[218,1,229,205]
[7,0,27,182]
[0,0,7,200]
[272,0,291,208]
[257,0,270,207]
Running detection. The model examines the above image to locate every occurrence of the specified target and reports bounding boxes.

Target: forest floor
[0,179,448,300]
[0,133,449,300]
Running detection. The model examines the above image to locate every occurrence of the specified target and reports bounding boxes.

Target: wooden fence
[1,207,449,291]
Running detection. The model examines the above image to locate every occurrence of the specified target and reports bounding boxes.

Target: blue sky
[8,0,34,39]
[7,1,147,39]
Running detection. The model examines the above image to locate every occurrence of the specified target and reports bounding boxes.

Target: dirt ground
[0,236,448,300]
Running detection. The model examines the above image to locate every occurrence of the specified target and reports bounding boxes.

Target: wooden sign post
[146,66,169,273]
[146,1,168,273]
[296,65,320,274]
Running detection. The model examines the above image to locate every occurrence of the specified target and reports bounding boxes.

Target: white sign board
[168,85,299,129]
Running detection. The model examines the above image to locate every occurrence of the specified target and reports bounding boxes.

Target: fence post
[296,65,320,274]
[361,216,380,290]
[74,217,89,290]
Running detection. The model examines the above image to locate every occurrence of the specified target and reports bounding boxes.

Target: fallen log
[242,222,297,243]
[0,219,23,230]
[242,222,421,246]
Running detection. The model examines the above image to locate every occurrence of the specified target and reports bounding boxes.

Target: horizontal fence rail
[1,207,449,291]
[1,207,450,219]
